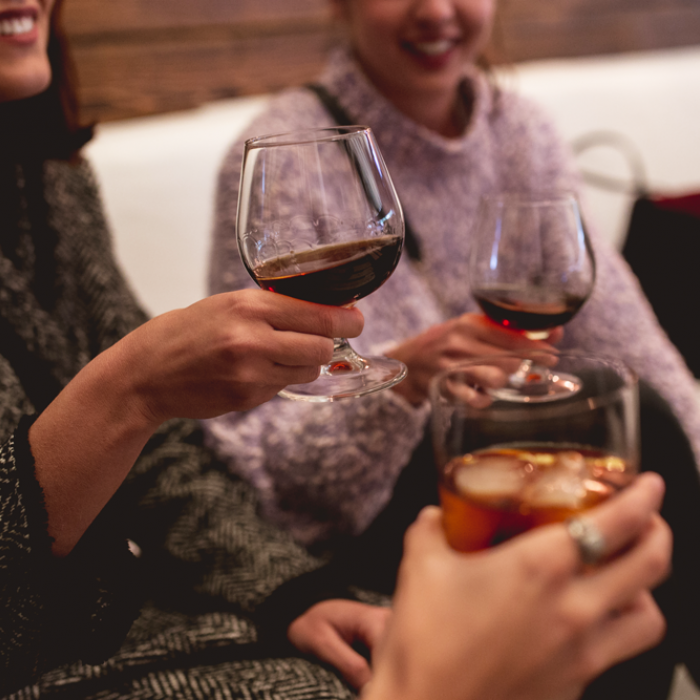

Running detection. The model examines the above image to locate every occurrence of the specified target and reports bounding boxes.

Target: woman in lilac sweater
[206,1,700,546]
[206,2,700,696]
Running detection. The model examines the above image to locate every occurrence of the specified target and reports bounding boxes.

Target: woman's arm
[30,290,363,557]
[0,290,361,692]
[0,419,142,694]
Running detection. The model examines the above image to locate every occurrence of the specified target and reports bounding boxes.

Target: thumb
[403,506,451,557]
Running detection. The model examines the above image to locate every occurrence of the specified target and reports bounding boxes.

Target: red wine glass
[469,192,596,402]
[237,126,407,401]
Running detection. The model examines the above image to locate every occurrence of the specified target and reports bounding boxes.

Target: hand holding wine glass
[469,193,595,402]
[237,126,407,402]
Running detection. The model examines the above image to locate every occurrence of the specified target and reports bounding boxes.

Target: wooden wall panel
[62,0,327,33]
[493,0,700,61]
[69,25,337,121]
[62,0,336,123]
[61,0,700,124]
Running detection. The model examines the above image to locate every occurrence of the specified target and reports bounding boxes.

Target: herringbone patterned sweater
[0,159,355,700]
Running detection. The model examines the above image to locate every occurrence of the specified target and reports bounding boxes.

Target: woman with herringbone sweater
[0,1,670,699]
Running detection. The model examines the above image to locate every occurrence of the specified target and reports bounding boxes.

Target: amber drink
[430,353,639,552]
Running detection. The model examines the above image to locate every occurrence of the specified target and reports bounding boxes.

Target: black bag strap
[306,83,422,262]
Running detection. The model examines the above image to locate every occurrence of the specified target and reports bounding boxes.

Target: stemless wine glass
[469,192,596,402]
[430,352,639,552]
[237,126,407,401]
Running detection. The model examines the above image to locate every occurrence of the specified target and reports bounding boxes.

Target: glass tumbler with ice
[429,351,639,552]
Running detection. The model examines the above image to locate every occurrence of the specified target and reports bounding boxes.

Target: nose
[412,0,457,25]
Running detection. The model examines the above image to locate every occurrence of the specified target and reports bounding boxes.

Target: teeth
[413,39,454,56]
[0,16,34,36]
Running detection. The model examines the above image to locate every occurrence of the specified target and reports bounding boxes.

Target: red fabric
[652,192,700,219]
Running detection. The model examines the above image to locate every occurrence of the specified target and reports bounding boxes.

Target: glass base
[278,340,407,402]
[489,364,583,404]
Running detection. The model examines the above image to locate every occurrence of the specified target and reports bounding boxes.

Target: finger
[259,293,364,338]
[547,326,565,344]
[265,333,335,368]
[357,606,392,650]
[470,315,562,351]
[491,474,667,582]
[575,513,671,615]
[265,363,323,388]
[582,590,667,674]
[582,473,666,558]
[225,352,323,388]
[403,506,454,559]
[303,624,373,689]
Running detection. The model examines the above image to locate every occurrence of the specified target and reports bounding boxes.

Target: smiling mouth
[0,13,37,38]
[405,39,459,57]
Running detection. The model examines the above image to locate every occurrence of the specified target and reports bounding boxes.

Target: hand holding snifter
[236,126,406,402]
[469,192,596,402]
[429,352,639,553]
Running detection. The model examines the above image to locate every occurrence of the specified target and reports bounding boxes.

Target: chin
[0,65,52,102]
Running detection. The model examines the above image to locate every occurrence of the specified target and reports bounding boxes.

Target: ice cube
[524,464,588,510]
[553,451,587,475]
[454,456,527,499]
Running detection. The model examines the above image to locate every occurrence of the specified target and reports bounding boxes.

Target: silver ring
[566,517,607,566]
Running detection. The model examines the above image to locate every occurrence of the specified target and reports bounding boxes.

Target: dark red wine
[252,235,402,306]
[474,285,587,332]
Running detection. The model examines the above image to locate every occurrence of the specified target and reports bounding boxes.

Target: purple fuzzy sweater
[206,48,700,545]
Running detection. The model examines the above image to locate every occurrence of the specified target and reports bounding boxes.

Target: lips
[402,37,461,69]
[0,8,38,39]
[409,39,458,57]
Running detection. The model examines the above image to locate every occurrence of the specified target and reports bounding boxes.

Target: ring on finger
[566,516,607,566]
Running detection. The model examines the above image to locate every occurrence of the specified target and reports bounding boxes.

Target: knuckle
[224,288,258,316]
[316,305,341,338]
[221,333,257,364]
[436,355,454,372]
[645,545,672,584]
[296,365,323,384]
[646,604,668,646]
[575,644,607,681]
[345,656,369,678]
[315,337,335,364]
[517,544,570,586]
[561,603,597,637]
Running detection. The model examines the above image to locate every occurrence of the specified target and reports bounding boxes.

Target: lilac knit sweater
[206,49,700,545]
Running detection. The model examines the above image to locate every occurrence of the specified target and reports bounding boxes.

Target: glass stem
[323,338,370,375]
[509,359,552,396]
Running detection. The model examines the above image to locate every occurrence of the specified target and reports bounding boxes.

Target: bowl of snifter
[429,351,639,552]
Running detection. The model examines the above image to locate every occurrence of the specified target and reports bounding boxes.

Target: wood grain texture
[61,0,700,123]
[493,0,700,61]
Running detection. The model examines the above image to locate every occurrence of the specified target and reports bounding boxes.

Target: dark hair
[0,0,94,311]
[0,0,93,161]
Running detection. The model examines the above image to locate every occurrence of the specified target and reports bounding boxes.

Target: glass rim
[245,125,372,149]
[429,351,638,420]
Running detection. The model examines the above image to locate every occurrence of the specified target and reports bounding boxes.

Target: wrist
[30,345,160,556]
[97,324,176,431]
